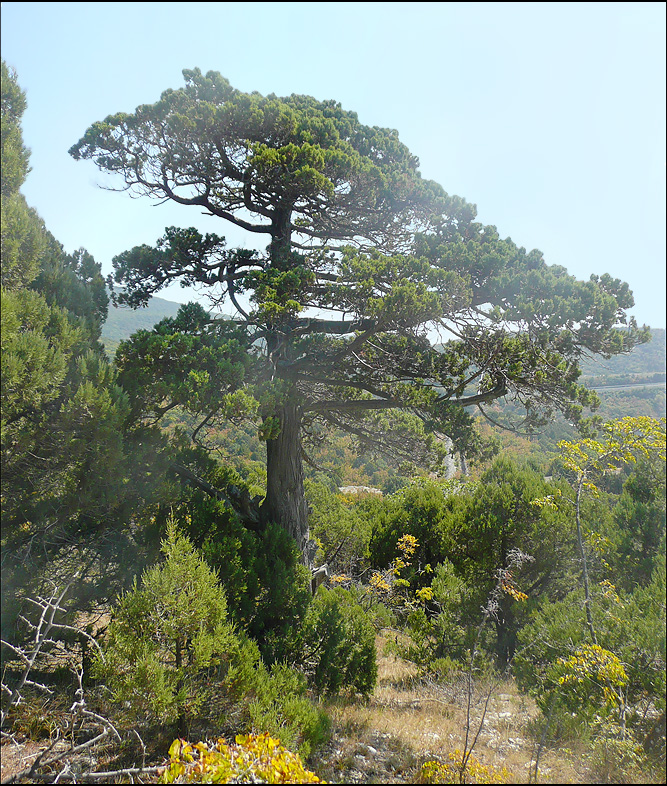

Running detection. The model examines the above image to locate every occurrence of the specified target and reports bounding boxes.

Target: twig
[133,729,147,769]
[529,690,557,784]
[78,765,163,781]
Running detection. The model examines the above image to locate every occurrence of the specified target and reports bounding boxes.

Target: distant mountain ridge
[579,328,665,381]
[101,291,232,354]
[101,293,183,346]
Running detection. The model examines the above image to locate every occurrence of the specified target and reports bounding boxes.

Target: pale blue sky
[2,2,665,327]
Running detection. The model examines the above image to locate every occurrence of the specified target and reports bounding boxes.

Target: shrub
[401,560,473,670]
[96,521,331,755]
[224,636,330,758]
[305,479,372,574]
[171,494,312,666]
[301,586,377,697]
[95,519,235,733]
[586,720,651,784]
[515,567,666,717]
[416,752,513,784]
[160,733,323,783]
[546,643,628,720]
[514,564,665,759]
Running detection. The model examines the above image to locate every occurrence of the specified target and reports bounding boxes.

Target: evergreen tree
[1,60,44,288]
[0,61,169,647]
[612,454,666,590]
[96,520,235,735]
[70,68,648,561]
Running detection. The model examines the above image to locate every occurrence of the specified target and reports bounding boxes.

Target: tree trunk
[260,403,311,562]
[260,209,313,564]
[494,596,516,670]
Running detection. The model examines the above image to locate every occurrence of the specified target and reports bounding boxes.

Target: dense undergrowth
[2,438,665,783]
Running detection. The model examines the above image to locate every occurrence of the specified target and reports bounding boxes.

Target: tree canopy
[1,61,168,644]
[70,68,648,559]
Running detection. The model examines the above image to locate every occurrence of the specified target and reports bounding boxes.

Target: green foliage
[115,302,253,423]
[161,734,324,784]
[167,489,312,666]
[557,416,666,485]
[1,281,168,559]
[367,477,469,574]
[1,64,172,658]
[538,416,666,650]
[366,463,577,666]
[401,560,473,669]
[1,60,43,289]
[0,285,159,537]
[1,60,29,195]
[547,643,628,718]
[95,521,235,729]
[223,637,330,758]
[301,586,377,697]
[585,720,652,784]
[246,663,331,758]
[514,563,666,729]
[305,479,373,573]
[31,244,109,347]
[243,521,313,666]
[611,454,666,590]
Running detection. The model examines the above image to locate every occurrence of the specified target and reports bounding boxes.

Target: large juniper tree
[70,68,647,561]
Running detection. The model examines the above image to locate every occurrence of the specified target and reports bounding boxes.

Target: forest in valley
[1,61,665,785]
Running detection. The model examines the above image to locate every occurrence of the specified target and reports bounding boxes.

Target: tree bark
[260,403,310,561]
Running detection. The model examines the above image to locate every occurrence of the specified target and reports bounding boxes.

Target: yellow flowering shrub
[367,535,421,603]
[499,570,528,602]
[417,751,513,784]
[548,643,628,714]
[397,533,418,558]
[369,571,391,593]
[415,586,434,603]
[330,574,352,585]
[160,733,324,783]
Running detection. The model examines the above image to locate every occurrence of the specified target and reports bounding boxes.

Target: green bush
[166,490,312,666]
[96,521,330,755]
[401,560,474,670]
[305,479,373,573]
[248,664,330,758]
[514,565,666,749]
[301,586,377,697]
[367,478,465,576]
[224,635,330,758]
[94,520,235,732]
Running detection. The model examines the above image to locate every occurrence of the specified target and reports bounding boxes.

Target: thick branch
[304,397,399,413]
[159,182,272,234]
[442,380,508,408]
[291,317,377,336]
[170,463,260,525]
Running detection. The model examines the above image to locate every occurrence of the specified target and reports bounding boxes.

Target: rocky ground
[311,634,563,784]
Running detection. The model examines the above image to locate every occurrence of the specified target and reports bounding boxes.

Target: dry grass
[313,632,662,784]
